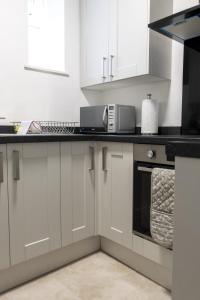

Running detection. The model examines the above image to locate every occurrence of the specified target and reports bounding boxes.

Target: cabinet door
[99,142,133,249]
[0,145,10,270]
[80,0,110,87]
[61,142,95,246]
[8,143,61,266]
[109,0,149,81]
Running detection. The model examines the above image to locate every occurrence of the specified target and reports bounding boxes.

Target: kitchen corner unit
[0,135,177,293]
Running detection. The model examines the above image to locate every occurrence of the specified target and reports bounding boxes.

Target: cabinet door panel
[0,145,10,270]
[99,143,133,249]
[61,142,95,246]
[8,143,61,265]
[80,0,110,86]
[109,0,149,81]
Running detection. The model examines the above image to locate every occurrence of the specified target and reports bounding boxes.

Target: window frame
[24,0,70,77]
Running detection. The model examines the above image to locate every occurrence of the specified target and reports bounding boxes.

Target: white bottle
[141,93,159,135]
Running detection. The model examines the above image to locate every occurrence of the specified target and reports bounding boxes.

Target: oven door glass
[133,162,174,240]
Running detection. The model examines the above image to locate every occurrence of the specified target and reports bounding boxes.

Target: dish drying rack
[39,121,79,134]
[13,121,79,135]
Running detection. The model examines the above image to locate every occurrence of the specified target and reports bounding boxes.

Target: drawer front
[133,144,174,166]
[132,234,173,269]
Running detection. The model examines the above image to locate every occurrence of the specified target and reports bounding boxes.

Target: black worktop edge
[0,134,196,146]
[166,141,200,160]
[1,133,200,160]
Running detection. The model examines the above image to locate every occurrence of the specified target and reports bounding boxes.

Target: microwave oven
[80,104,136,134]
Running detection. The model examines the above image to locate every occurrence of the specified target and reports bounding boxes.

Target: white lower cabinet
[61,142,95,246]
[0,145,10,270]
[98,142,133,249]
[7,143,61,266]
[2,140,172,276]
[132,234,173,269]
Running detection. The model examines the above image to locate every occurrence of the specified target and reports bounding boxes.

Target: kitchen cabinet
[8,143,61,266]
[98,142,133,249]
[109,0,149,81]
[0,145,10,270]
[132,234,172,269]
[61,142,95,246]
[80,0,110,87]
[80,0,173,88]
[173,157,200,300]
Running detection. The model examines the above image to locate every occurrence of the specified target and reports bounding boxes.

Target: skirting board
[101,237,172,290]
[0,237,100,294]
[0,236,172,294]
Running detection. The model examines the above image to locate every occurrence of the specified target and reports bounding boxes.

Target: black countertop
[0,133,197,144]
[1,133,200,160]
[166,140,200,160]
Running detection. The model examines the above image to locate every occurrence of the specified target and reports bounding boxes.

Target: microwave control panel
[108,105,116,133]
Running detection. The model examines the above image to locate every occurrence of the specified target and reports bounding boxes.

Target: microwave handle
[102,106,108,130]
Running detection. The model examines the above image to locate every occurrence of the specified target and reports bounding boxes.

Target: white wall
[90,0,199,127]
[0,0,198,125]
[0,0,96,123]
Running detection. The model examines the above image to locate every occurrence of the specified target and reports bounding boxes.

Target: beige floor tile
[0,252,171,300]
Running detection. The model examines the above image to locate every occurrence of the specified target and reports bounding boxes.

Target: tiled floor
[0,252,171,300]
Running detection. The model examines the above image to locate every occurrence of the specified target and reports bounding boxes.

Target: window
[26,0,68,75]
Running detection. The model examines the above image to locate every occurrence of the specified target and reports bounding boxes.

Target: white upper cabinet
[61,142,95,247]
[109,0,149,81]
[0,145,10,270]
[80,0,173,88]
[8,143,61,266]
[80,0,110,86]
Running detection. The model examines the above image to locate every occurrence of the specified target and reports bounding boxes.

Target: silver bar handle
[110,55,114,79]
[13,151,20,181]
[0,152,3,183]
[89,146,95,171]
[102,57,107,79]
[138,166,153,173]
[102,147,108,171]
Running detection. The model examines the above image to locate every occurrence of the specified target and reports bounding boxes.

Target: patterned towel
[151,168,175,249]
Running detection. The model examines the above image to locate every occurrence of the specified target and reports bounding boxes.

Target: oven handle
[138,166,153,173]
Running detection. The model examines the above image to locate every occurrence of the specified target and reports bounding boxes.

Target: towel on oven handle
[151,168,175,249]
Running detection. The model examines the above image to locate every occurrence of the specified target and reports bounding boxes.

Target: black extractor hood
[149,4,200,43]
[149,4,200,135]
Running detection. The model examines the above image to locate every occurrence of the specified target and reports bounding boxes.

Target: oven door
[133,161,174,241]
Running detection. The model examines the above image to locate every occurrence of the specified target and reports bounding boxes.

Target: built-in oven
[133,145,175,242]
[133,161,175,241]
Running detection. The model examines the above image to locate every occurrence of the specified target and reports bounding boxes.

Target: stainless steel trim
[89,146,95,171]
[133,230,173,251]
[137,166,153,173]
[102,106,108,131]
[102,57,107,79]
[13,151,20,181]
[102,147,108,171]
[110,55,114,78]
[133,230,154,243]
[0,153,3,183]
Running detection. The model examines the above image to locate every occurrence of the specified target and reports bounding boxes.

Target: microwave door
[80,105,108,132]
